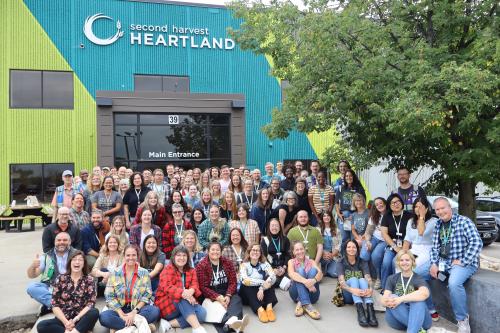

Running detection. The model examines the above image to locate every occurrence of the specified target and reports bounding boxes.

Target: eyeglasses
[390,201,402,206]
[173,211,183,214]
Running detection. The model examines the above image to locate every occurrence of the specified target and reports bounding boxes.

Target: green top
[287,225,323,259]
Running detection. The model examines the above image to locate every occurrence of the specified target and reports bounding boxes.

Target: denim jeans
[337,211,352,242]
[320,258,338,278]
[165,299,207,329]
[26,282,52,308]
[342,277,373,304]
[289,267,320,305]
[38,308,99,333]
[447,264,476,321]
[360,238,386,279]
[99,305,160,330]
[385,298,432,333]
[381,247,396,290]
[413,260,436,312]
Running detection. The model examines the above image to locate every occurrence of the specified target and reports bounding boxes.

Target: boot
[356,303,369,327]
[366,303,379,327]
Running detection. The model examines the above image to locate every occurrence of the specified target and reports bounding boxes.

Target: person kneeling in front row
[337,240,378,327]
[382,250,432,333]
[288,241,322,320]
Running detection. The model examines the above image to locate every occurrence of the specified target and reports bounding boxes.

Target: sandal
[303,305,321,320]
[295,302,304,317]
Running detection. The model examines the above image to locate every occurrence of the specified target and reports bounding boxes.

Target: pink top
[293,257,313,273]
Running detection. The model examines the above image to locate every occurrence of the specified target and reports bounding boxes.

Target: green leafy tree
[230,0,499,219]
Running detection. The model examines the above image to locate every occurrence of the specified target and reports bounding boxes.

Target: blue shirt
[430,214,482,270]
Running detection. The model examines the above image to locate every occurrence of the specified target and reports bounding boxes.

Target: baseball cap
[102,167,110,171]
[62,170,73,177]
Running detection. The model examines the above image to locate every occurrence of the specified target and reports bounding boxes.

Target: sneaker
[266,305,276,322]
[374,279,381,290]
[258,307,269,323]
[457,316,471,333]
[38,304,52,317]
[417,329,427,333]
[431,311,440,322]
[239,314,249,332]
[159,319,172,333]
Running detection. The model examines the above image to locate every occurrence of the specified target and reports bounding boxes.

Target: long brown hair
[318,211,337,236]
[66,250,89,275]
[369,197,387,226]
[243,243,266,263]
[140,235,160,269]
[221,191,238,217]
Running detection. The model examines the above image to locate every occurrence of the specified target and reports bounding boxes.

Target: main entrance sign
[83,13,235,50]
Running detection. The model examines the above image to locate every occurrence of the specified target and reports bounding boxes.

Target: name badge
[276,252,282,258]
[439,261,446,272]
[396,239,403,248]
[303,240,309,244]
[396,232,403,237]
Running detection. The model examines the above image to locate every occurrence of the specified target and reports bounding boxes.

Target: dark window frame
[134,74,190,92]
[9,162,75,203]
[9,69,74,109]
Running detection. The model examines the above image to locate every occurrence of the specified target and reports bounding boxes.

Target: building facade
[1,0,330,204]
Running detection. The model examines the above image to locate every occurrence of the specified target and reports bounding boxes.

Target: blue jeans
[27,282,52,308]
[342,278,373,304]
[413,260,436,312]
[381,248,396,290]
[360,238,386,279]
[385,298,432,333]
[337,210,352,242]
[99,305,160,330]
[447,264,476,321]
[320,258,338,278]
[165,299,207,329]
[289,267,320,305]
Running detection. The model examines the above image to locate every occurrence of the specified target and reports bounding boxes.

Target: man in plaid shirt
[430,197,482,333]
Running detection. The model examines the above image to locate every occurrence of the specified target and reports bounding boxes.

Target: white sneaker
[159,319,172,333]
[239,314,249,332]
[192,326,207,333]
[224,316,239,326]
[457,316,471,333]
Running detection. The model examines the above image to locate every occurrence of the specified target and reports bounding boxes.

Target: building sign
[83,13,235,50]
[148,152,201,159]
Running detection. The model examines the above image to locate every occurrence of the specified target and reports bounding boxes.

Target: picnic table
[0,205,52,232]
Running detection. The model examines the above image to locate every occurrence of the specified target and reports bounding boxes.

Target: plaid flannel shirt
[129,224,162,248]
[430,213,482,270]
[229,219,261,246]
[195,256,237,300]
[105,265,152,311]
[155,263,201,318]
[161,220,193,258]
[197,219,230,249]
[134,206,170,230]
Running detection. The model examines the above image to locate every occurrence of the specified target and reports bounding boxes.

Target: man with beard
[391,167,426,212]
[287,210,323,265]
[27,232,79,316]
[81,209,110,269]
[42,207,81,253]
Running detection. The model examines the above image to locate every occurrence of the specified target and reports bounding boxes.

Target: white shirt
[140,229,155,250]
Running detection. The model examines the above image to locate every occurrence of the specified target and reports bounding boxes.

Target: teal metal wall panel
[23,0,317,169]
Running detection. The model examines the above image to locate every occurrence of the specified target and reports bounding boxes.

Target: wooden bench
[0,215,40,232]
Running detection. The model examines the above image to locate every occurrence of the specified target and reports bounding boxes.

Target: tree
[229,0,499,219]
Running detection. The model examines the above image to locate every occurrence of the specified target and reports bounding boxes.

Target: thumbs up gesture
[32,254,41,269]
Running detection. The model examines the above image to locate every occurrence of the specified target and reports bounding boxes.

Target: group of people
[25,161,482,333]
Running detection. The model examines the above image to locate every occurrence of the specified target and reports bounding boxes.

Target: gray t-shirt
[384,272,427,297]
[91,191,122,218]
[352,210,369,235]
[337,258,369,280]
[404,217,437,247]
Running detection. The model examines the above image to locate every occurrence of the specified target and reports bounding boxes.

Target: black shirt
[210,263,228,295]
[295,191,311,214]
[337,258,370,280]
[261,235,291,268]
[123,187,151,217]
[381,211,412,241]
[277,204,299,228]
[384,272,427,297]
[280,178,296,191]
[393,186,426,212]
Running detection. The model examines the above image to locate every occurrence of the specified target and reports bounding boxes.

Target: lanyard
[181,272,186,289]
[123,263,139,304]
[245,192,254,206]
[318,186,326,204]
[298,227,309,243]
[400,273,414,295]
[174,222,184,238]
[203,204,210,216]
[227,211,232,221]
[212,263,220,282]
[440,222,453,245]
[232,245,243,262]
[238,220,248,237]
[271,237,281,252]
[392,213,403,238]
[135,189,141,202]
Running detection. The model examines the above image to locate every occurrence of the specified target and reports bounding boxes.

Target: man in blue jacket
[81,209,106,269]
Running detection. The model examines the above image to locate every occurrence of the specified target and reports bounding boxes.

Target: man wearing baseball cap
[51,170,79,220]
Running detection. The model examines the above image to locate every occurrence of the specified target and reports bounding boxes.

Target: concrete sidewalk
[0,227,456,333]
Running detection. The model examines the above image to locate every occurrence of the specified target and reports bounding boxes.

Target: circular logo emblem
[83,13,124,45]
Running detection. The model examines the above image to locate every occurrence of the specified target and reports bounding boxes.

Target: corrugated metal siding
[0,0,97,204]
[23,0,316,170]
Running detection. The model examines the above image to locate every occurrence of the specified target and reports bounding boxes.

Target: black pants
[239,285,278,314]
[214,294,244,333]
[37,307,99,333]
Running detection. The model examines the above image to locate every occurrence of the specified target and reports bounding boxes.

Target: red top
[155,263,201,318]
[161,219,193,258]
[195,255,237,301]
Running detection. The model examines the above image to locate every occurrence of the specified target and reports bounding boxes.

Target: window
[134,75,190,92]
[10,163,74,203]
[10,70,74,109]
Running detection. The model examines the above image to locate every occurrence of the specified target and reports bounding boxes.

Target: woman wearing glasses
[161,203,193,259]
